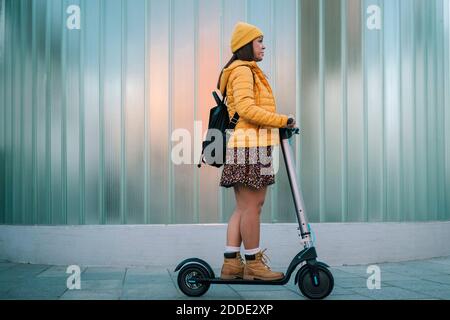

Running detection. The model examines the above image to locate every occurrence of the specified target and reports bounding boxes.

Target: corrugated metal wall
[0,0,449,225]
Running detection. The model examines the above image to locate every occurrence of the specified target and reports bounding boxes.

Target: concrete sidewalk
[0,256,450,300]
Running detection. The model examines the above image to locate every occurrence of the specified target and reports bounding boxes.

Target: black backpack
[197,91,239,168]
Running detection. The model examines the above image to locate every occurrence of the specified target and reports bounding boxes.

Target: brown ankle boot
[220,252,245,279]
[243,249,284,281]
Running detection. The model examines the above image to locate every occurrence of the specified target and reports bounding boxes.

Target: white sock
[244,247,260,256]
[224,246,241,253]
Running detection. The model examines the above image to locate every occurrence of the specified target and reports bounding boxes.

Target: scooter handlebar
[279,127,300,140]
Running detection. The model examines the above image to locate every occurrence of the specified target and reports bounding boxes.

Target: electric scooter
[175,127,334,300]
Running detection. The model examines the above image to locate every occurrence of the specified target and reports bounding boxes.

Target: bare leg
[225,183,246,247]
[234,184,267,250]
[226,209,242,247]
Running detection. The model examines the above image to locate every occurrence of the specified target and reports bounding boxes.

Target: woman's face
[253,36,265,62]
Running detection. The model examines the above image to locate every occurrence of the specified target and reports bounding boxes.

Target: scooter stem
[279,128,313,248]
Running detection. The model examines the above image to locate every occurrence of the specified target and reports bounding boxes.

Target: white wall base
[1,222,450,268]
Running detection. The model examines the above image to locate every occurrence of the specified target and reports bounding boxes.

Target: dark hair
[216,41,255,91]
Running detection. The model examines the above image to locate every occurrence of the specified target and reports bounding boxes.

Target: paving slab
[0,257,448,300]
[351,286,436,300]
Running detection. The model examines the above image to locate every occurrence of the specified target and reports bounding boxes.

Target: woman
[217,22,297,281]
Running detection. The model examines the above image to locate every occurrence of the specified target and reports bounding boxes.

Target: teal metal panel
[323,0,343,223]
[0,0,4,224]
[103,0,122,224]
[148,0,170,224]
[364,0,383,222]
[300,0,321,223]
[445,0,450,222]
[436,0,446,221]
[346,0,364,222]
[415,0,430,221]
[12,0,22,224]
[0,0,449,225]
[172,0,196,224]
[65,0,81,225]
[36,0,50,225]
[22,0,31,223]
[49,0,63,225]
[83,0,101,225]
[425,0,437,222]
[399,0,415,222]
[4,0,9,224]
[384,0,401,221]
[125,0,146,224]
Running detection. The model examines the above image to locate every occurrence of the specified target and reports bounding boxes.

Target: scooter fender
[174,258,215,279]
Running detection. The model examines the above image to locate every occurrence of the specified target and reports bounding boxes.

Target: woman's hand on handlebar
[286,115,297,129]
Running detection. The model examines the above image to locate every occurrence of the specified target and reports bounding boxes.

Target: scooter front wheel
[177,264,211,297]
[297,264,334,300]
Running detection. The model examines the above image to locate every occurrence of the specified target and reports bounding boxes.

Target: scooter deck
[200,277,290,285]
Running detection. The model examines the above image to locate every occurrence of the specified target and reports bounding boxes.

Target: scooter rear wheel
[298,264,334,300]
[177,264,211,297]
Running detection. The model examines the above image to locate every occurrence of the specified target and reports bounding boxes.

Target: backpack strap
[222,87,239,130]
[229,112,240,129]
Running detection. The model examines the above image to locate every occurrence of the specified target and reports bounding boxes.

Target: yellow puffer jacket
[219,60,289,148]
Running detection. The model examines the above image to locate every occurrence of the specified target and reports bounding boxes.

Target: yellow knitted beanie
[230,22,263,53]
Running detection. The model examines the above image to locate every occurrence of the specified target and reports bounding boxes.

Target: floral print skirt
[219,146,275,190]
